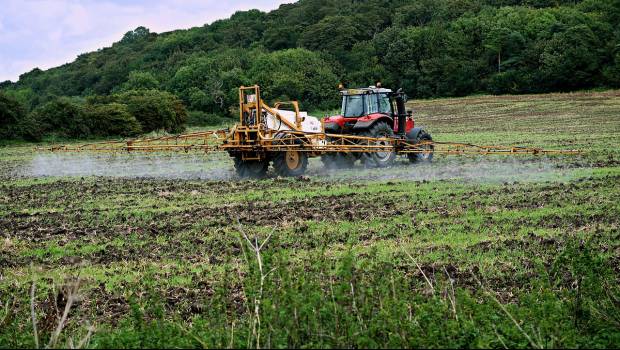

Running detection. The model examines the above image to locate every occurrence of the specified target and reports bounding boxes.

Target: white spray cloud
[16,153,588,184]
[20,152,234,180]
[307,156,588,184]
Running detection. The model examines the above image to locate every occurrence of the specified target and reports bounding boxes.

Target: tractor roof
[341,86,393,96]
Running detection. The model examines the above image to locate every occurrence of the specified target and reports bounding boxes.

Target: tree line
[1,0,619,140]
[0,88,186,141]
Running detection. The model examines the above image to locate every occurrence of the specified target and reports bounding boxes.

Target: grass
[1,90,619,348]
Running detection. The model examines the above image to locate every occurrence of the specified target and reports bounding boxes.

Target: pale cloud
[0,0,291,82]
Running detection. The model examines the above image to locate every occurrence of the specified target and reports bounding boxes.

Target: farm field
[1,90,619,348]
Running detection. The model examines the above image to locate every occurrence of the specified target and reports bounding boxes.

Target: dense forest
[1,0,619,140]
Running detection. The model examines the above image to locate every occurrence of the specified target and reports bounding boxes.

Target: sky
[0,0,291,82]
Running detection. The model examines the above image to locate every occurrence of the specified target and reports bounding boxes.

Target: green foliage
[119,71,160,91]
[15,114,43,142]
[167,48,254,115]
[186,110,228,126]
[345,41,389,86]
[30,97,91,139]
[120,26,151,44]
[393,0,441,27]
[2,88,38,110]
[116,89,187,133]
[299,15,359,60]
[84,103,142,137]
[603,51,620,87]
[249,48,339,110]
[540,24,603,90]
[60,239,620,348]
[12,89,183,140]
[0,92,26,139]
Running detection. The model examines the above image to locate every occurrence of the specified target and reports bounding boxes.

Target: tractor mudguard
[352,120,375,130]
[352,115,393,131]
[406,127,426,142]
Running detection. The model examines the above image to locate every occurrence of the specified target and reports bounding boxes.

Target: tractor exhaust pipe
[395,89,407,137]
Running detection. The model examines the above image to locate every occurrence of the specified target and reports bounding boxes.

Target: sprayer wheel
[408,132,434,163]
[233,157,269,179]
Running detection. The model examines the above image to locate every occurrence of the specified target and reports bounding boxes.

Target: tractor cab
[340,86,394,118]
[324,85,414,136]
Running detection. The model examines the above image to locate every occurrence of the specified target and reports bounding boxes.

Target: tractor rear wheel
[233,156,269,179]
[361,121,396,168]
[408,131,434,163]
[273,150,308,176]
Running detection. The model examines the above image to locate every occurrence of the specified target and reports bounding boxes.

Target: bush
[603,52,620,88]
[16,114,44,141]
[30,97,91,138]
[116,90,187,133]
[0,92,27,140]
[487,70,535,94]
[16,90,189,140]
[85,103,142,137]
[186,111,228,126]
[119,71,160,91]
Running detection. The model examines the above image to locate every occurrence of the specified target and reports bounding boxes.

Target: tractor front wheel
[273,150,308,177]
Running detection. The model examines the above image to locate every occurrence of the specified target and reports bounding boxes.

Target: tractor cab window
[366,94,379,114]
[378,94,391,114]
[342,95,365,117]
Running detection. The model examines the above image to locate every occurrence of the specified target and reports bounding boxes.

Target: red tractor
[322,85,433,168]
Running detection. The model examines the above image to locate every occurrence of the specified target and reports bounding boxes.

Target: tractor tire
[273,150,308,176]
[408,131,434,163]
[361,121,396,168]
[233,156,269,179]
[321,153,355,170]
